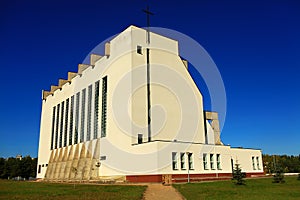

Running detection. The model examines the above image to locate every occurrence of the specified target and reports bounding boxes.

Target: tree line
[263,154,300,174]
[0,154,299,179]
[0,156,37,179]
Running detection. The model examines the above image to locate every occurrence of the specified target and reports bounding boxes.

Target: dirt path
[143,184,185,200]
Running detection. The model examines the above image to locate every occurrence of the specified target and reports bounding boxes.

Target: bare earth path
[143,184,184,200]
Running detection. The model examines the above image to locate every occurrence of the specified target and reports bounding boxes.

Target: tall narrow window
[217,154,221,170]
[172,152,178,170]
[256,157,260,170]
[138,134,143,144]
[87,85,92,141]
[252,156,256,170]
[94,81,100,139]
[210,154,215,170]
[74,92,80,144]
[64,99,69,147]
[80,89,86,142]
[55,104,60,149]
[50,106,56,150]
[188,153,193,170]
[180,152,186,170]
[69,95,74,145]
[101,76,107,137]
[203,153,208,170]
[38,165,41,174]
[59,101,64,148]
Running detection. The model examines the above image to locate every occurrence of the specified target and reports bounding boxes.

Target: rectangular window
[252,156,256,170]
[55,104,60,149]
[138,134,143,144]
[64,98,69,147]
[203,153,208,170]
[80,89,86,143]
[87,85,92,141]
[256,156,260,170]
[137,45,142,54]
[217,154,221,170]
[172,152,178,170]
[74,92,80,144]
[38,165,41,173]
[69,95,74,145]
[50,106,56,150]
[180,152,186,170]
[59,101,64,148]
[210,154,215,170]
[188,153,193,170]
[101,76,107,137]
[94,81,100,139]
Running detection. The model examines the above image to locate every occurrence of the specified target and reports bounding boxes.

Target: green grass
[0,180,146,200]
[173,176,300,200]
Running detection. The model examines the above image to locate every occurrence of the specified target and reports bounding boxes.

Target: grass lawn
[0,180,146,200]
[173,176,300,200]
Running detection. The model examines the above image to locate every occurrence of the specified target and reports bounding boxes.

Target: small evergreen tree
[273,167,285,183]
[232,163,245,185]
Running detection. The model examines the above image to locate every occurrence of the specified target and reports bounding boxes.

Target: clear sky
[0,0,299,158]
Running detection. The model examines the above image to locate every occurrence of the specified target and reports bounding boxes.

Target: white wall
[37,25,263,179]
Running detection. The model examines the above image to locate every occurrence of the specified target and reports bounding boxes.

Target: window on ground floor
[180,152,186,170]
[210,154,215,170]
[38,165,41,173]
[188,153,193,170]
[203,153,208,170]
[252,156,256,170]
[172,152,178,170]
[256,156,260,170]
[217,154,221,170]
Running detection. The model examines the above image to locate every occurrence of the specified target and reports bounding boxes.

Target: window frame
[203,153,208,170]
[180,152,186,170]
[138,134,143,144]
[216,154,221,170]
[252,156,256,170]
[137,45,142,55]
[210,154,215,170]
[172,152,178,170]
[256,156,260,170]
[188,153,194,170]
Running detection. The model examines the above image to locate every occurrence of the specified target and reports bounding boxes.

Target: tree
[20,156,34,179]
[0,156,37,179]
[263,154,300,173]
[273,167,285,183]
[232,163,245,185]
[30,158,37,178]
[0,158,5,178]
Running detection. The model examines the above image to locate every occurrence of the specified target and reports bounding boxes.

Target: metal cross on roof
[142,6,154,44]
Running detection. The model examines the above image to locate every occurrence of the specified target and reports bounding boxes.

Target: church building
[37,25,264,183]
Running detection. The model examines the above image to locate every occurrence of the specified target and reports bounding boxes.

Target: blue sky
[0,0,299,158]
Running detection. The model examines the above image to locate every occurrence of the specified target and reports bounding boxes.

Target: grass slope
[173,176,300,200]
[0,180,146,200]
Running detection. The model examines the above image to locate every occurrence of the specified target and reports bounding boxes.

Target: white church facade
[37,25,264,183]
